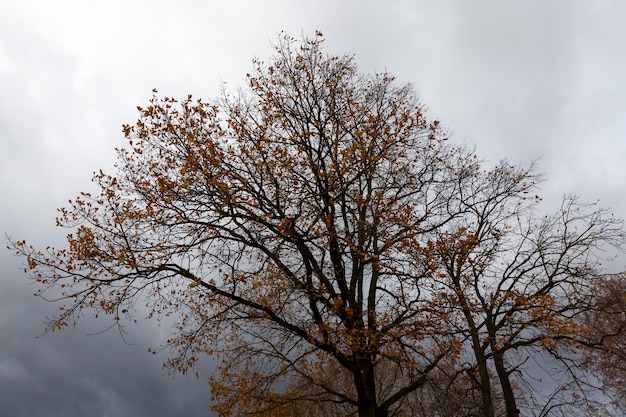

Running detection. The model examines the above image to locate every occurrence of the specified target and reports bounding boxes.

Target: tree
[420,188,625,416]
[9,32,625,417]
[580,274,626,413]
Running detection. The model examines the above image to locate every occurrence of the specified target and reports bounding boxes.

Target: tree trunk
[492,349,520,417]
[353,355,380,417]
[456,289,495,417]
[485,312,519,417]
[357,402,376,417]
[471,334,496,417]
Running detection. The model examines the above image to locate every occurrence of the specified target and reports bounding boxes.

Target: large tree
[10,33,625,417]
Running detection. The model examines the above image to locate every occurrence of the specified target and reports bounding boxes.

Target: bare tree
[419,174,624,416]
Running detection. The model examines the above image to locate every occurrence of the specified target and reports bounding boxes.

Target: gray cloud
[0,256,214,417]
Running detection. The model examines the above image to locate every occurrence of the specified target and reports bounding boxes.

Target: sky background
[2,1,626,416]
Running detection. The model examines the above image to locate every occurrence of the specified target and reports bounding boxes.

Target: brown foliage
[9,33,625,417]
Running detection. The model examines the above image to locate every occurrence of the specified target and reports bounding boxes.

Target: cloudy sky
[2,1,626,416]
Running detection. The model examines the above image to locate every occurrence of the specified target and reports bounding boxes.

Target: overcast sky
[2,1,626,416]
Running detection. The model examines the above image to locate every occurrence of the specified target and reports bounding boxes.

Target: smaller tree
[419,188,625,416]
[580,274,626,413]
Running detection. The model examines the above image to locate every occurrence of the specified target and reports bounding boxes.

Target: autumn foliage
[10,33,626,417]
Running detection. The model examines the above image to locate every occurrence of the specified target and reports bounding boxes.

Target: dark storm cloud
[2,1,626,416]
[1,249,214,417]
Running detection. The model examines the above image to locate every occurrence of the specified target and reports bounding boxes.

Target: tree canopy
[10,32,626,417]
